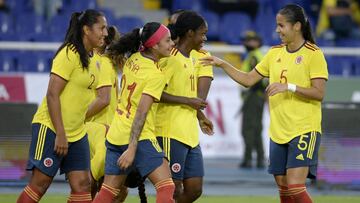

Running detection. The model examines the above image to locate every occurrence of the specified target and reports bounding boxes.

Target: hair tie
[78,11,85,21]
[139,27,144,36]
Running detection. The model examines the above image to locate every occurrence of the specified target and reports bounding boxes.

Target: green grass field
[2,194,360,203]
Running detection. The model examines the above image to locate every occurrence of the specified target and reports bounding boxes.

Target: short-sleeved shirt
[32,45,102,142]
[90,55,119,125]
[155,48,199,148]
[255,42,328,144]
[190,49,214,79]
[106,52,166,146]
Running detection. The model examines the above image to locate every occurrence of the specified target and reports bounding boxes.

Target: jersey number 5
[120,75,137,118]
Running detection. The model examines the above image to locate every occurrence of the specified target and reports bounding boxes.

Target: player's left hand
[266,82,288,96]
[117,147,136,170]
[199,117,214,136]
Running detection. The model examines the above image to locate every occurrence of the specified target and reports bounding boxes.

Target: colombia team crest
[44,157,53,167]
[171,163,181,173]
[295,56,303,65]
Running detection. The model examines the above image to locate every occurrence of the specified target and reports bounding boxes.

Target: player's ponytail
[138,181,147,203]
[107,22,162,57]
[54,9,104,69]
[278,4,316,44]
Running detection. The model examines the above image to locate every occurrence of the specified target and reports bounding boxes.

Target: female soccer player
[156,11,213,202]
[17,9,108,203]
[201,4,328,203]
[92,22,175,203]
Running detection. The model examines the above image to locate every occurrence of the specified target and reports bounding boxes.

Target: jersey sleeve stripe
[50,72,69,82]
[255,68,268,78]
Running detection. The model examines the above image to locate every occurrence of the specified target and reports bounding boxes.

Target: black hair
[107,22,161,57]
[170,11,206,40]
[278,4,315,44]
[105,25,120,47]
[54,9,104,69]
[124,170,147,202]
[168,9,186,22]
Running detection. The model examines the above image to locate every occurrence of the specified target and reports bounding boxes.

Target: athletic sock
[288,184,312,203]
[155,178,175,203]
[17,185,43,203]
[92,183,120,203]
[67,191,92,203]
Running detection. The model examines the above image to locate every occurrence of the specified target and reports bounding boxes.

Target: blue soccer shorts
[268,131,321,179]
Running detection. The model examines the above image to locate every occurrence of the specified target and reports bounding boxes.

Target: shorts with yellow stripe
[26,123,90,177]
[104,138,165,178]
[268,131,321,179]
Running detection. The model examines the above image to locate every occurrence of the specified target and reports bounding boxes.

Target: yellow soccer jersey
[32,45,102,142]
[191,49,214,79]
[106,52,166,146]
[255,42,328,144]
[156,48,199,148]
[90,55,119,125]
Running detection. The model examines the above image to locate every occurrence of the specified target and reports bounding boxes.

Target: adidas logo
[296,154,304,161]
[276,58,281,63]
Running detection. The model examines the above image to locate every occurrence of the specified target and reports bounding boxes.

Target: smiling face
[84,16,108,50]
[154,31,175,58]
[275,13,299,45]
[192,23,208,51]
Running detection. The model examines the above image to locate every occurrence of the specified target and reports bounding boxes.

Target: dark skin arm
[46,74,68,156]
[85,86,111,119]
[160,92,207,110]
[197,76,214,135]
[117,94,154,169]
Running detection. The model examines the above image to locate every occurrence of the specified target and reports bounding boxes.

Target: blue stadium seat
[17,52,53,72]
[354,57,360,76]
[116,16,144,34]
[172,0,204,12]
[335,39,360,47]
[200,11,220,40]
[0,13,17,41]
[48,14,70,42]
[219,12,252,44]
[99,8,116,25]
[63,0,98,13]
[254,11,276,45]
[15,13,48,41]
[327,56,354,76]
[0,52,17,72]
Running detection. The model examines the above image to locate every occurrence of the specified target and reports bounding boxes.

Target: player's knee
[72,176,91,192]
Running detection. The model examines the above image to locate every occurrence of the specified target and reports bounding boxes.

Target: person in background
[238,31,267,169]
[17,9,108,203]
[201,4,328,203]
[316,0,360,40]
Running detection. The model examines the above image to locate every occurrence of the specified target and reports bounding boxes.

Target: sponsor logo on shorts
[44,158,53,167]
[171,163,181,173]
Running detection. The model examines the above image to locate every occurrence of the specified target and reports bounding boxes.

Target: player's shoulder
[191,49,210,57]
[304,41,321,52]
[55,44,79,61]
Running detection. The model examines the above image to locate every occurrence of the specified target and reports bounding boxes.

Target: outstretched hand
[200,56,224,67]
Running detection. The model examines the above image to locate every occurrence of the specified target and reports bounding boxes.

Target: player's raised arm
[200,56,263,88]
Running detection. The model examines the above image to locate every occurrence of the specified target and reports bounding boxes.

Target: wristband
[288,83,296,92]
